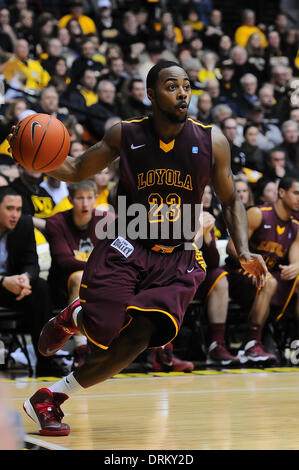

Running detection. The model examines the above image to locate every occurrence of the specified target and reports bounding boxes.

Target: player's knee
[69,271,83,291]
[264,275,278,294]
[124,315,155,351]
[214,275,229,294]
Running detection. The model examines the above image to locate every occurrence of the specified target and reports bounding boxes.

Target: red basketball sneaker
[206,341,241,367]
[38,298,80,357]
[148,344,194,372]
[244,340,277,365]
[23,388,70,436]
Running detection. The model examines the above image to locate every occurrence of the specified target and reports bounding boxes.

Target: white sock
[48,372,84,396]
[73,334,87,347]
[72,304,82,328]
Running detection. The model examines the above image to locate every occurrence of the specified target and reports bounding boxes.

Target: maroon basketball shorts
[227,266,299,320]
[78,236,207,349]
[195,267,228,301]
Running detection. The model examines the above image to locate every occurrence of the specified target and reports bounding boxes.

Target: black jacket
[5,214,39,281]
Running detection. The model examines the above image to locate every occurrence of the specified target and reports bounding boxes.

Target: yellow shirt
[198,68,221,83]
[51,189,109,215]
[58,14,96,35]
[80,89,98,107]
[234,25,267,48]
[0,138,10,156]
[3,57,51,89]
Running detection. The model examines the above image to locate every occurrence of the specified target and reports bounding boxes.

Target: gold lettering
[137,173,146,190]
[174,170,183,187]
[155,169,166,184]
[147,170,155,186]
[184,174,193,191]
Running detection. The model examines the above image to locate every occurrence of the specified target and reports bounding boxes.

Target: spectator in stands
[3,39,51,97]
[58,0,96,36]
[245,32,266,83]
[10,166,54,232]
[220,117,246,175]
[34,86,69,122]
[218,59,240,103]
[57,27,78,68]
[99,56,127,94]
[234,9,267,49]
[61,67,98,124]
[280,120,299,173]
[196,92,213,125]
[230,45,258,83]
[0,98,28,163]
[264,29,290,78]
[40,38,64,75]
[48,56,71,93]
[85,79,119,141]
[270,64,290,104]
[33,12,57,57]
[94,0,121,46]
[69,140,84,158]
[14,9,35,53]
[40,176,69,208]
[210,103,233,128]
[69,37,104,87]
[117,11,147,58]
[240,123,265,173]
[198,51,221,84]
[234,178,255,208]
[9,0,28,25]
[119,78,151,120]
[46,179,104,369]
[0,185,62,377]
[217,34,233,62]
[225,176,299,365]
[263,147,298,181]
[254,178,278,204]
[205,78,241,116]
[236,73,259,117]
[258,83,279,126]
[65,18,84,54]
[0,7,17,53]
[203,9,226,51]
[246,103,283,152]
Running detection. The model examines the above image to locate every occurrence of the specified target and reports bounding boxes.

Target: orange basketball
[10,113,70,172]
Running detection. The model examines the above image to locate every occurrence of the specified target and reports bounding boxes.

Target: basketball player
[226,176,299,365]
[10,61,267,436]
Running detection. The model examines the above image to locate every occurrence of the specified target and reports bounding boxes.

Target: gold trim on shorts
[206,271,228,298]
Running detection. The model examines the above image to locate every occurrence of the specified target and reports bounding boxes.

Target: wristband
[0,275,5,286]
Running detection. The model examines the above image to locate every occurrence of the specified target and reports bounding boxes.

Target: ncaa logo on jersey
[192,146,199,155]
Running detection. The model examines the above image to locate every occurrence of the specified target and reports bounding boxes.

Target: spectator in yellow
[235,9,267,49]
[3,39,50,92]
[58,0,96,36]
[198,50,221,83]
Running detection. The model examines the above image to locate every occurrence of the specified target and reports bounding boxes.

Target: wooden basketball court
[3,367,299,450]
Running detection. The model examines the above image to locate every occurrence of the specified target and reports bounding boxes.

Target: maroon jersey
[249,203,299,271]
[118,116,212,246]
[46,208,105,291]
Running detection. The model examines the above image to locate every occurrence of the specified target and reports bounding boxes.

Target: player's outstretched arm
[9,122,121,183]
[210,126,268,288]
[48,122,121,182]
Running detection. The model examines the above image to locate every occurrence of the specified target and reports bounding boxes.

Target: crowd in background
[0,0,298,374]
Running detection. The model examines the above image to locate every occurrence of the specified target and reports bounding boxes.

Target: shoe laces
[35,400,63,423]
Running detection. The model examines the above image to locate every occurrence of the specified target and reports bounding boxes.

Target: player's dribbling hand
[239,252,268,290]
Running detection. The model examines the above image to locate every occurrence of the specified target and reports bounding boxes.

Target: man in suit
[0,185,65,376]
